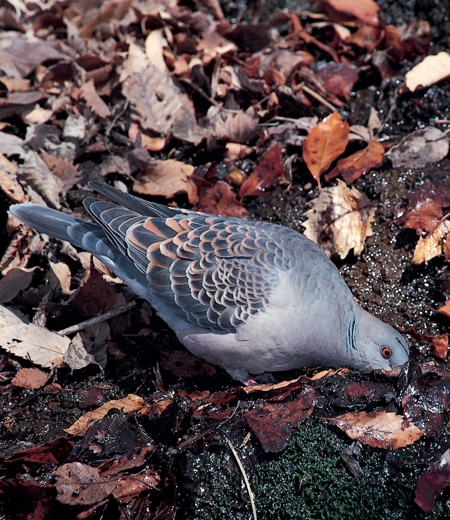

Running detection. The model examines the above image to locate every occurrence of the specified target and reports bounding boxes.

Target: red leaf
[239,143,284,198]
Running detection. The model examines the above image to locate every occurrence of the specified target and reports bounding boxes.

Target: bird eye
[381,346,392,359]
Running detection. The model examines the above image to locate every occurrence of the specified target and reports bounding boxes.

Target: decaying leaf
[0,304,70,368]
[12,367,49,390]
[303,180,375,258]
[412,220,450,265]
[386,127,449,169]
[406,51,450,92]
[245,386,315,452]
[325,410,425,449]
[394,179,450,233]
[64,394,153,436]
[55,462,116,505]
[239,143,285,198]
[302,111,349,186]
[415,449,450,515]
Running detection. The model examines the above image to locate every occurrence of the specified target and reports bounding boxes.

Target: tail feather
[8,204,114,260]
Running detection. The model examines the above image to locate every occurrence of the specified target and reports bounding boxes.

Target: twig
[226,438,258,520]
[301,84,337,112]
[57,301,136,336]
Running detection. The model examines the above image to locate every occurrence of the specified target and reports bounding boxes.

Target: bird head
[353,309,409,371]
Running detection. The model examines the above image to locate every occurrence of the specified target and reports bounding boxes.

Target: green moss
[254,421,428,520]
[179,421,447,520]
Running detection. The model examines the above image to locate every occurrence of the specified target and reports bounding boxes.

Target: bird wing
[84,197,292,334]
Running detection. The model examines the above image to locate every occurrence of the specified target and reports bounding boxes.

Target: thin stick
[57,301,136,336]
[301,84,337,112]
[226,438,258,520]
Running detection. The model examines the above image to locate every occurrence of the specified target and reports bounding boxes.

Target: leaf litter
[0,0,449,518]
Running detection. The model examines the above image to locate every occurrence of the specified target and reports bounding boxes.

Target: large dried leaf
[0,305,70,368]
[133,159,197,201]
[325,410,424,449]
[318,0,380,26]
[302,111,349,186]
[122,63,206,145]
[303,179,375,258]
[406,51,450,92]
[386,127,449,169]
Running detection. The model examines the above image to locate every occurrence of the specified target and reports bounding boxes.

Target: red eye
[381,346,392,359]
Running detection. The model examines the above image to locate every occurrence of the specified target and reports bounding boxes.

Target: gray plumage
[9,181,409,381]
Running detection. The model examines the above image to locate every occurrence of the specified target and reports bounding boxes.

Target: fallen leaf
[325,139,385,183]
[215,109,259,144]
[303,180,375,258]
[402,377,448,436]
[0,304,70,368]
[394,179,450,233]
[64,394,152,436]
[412,220,450,265]
[318,0,380,26]
[122,63,206,145]
[324,410,424,449]
[0,267,37,303]
[245,386,315,452]
[303,111,349,186]
[12,367,49,390]
[386,127,449,169]
[415,449,450,515]
[403,328,449,360]
[436,300,450,318]
[197,180,248,218]
[316,62,360,101]
[134,159,197,201]
[79,79,111,118]
[239,143,285,198]
[406,51,450,92]
[55,462,116,506]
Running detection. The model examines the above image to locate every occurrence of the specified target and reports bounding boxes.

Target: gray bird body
[9,181,409,380]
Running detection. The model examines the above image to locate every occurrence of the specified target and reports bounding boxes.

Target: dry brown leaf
[0,304,70,368]
[49,261,72,295]
[64,394,152,436]
[0,267,37,303]
[134,159,197,201]
[128,122,166,151]
[406,51,450,92]
[122,63,206,145]
[325,139,385,184]
[318,0,380,25]
[303,179,375,258]
[0,154,26,203]
[215,110,259,144]
[55,462,116,505]
[386,127,449,169]
[12,367,49,390]
[80,79,111,118]
[412,220,450,265]
[325,411,424,449]
[302,111,349,186]
[144,29,167,72]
